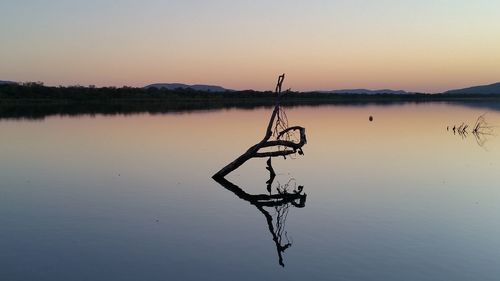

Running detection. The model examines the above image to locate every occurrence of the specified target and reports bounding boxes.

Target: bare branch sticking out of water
[212,75,307,179]
[266,157,276,193]
[448,114,495,147]
[473,114,494,135]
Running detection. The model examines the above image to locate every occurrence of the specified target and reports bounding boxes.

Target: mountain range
[320,89,410,95]
[144,81,500,94]
[444,82,500,95]
[3,80,500,94]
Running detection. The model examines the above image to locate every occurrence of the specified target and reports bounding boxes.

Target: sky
[1,0,500,92]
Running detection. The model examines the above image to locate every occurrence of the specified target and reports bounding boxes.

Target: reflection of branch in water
[473,131,489,147]
[213,176,306,267]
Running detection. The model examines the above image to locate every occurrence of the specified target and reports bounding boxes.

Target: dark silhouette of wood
[212,75,307,179]
[448,114,495,147]
[211,74,309,267]
[275,74,285,95]
[213,176,306,267]
[266,158,276,193]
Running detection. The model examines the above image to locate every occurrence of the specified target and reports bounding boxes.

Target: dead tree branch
[212,75,307,179]
[448,114,496,147]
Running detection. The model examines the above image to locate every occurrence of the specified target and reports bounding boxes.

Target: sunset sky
[1,0,500,92]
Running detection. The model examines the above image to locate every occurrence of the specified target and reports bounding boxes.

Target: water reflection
[2,102,500,280]
[2,100,500,121]
[214,176,306,267]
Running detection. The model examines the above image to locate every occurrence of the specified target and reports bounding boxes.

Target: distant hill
[321,89,410,95]
[145,83,231,92]
[0,80,17,85]
[445,82,500,94]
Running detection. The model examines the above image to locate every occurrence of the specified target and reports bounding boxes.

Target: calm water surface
[1,103,500,280]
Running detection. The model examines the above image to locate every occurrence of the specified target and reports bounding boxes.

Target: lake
[1,102,500,280]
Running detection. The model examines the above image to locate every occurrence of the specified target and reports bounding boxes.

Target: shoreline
[2,84,500,119]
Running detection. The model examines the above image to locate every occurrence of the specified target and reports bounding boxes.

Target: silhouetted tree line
[0,83,281,101]
[2,83,500,120]
[3,83,500,102]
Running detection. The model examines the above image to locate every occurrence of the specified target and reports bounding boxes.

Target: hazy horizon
[1,0,500,92]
